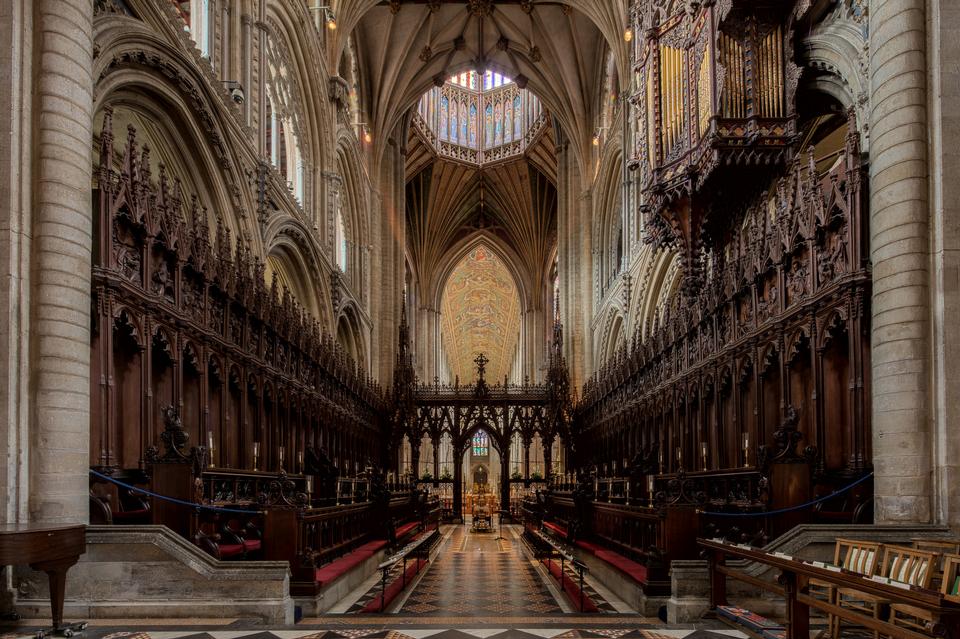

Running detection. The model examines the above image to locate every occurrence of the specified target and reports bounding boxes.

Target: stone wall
[13,526,294,624]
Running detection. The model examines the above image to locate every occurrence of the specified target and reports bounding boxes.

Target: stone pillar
[22,0,94,524]
[869,0,931,523]
[0,0,30,524]
[929,0,960,529]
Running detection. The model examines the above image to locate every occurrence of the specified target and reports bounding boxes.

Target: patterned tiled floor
[398,525,566,616]
[0,628,748,639]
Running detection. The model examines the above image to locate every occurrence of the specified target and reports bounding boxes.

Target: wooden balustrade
[699,538,960,639]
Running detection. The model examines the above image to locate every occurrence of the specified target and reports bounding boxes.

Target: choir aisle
[0,521,750,639]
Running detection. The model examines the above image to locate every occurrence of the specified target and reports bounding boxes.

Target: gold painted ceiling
[440,245,521,384]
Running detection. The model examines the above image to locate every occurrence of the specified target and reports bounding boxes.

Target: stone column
[929,0,960,529]
[26,0,94,524]
[869,0,931,523]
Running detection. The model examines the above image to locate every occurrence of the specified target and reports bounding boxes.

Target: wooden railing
[699,538,960,639]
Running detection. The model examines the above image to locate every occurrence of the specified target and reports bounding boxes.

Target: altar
[467,483,497,532]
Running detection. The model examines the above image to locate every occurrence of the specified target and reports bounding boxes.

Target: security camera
[223,81,245,105]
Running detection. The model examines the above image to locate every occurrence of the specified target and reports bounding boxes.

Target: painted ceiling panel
[440,245,521,384]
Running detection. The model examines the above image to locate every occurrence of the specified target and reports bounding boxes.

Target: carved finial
[99,106,115,173]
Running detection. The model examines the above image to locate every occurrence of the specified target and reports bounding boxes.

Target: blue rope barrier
[89,468,265,515]
[697,471,874,517]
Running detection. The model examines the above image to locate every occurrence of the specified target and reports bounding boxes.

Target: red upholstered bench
[395,521,419,540]
[575,539,603,553]
[361,558,427,613]
[356,539,388,554]
[544,521,568,538]
[315,543,383,586]
[242,539,262,553]
[217,543,245,560]
[594,548,648,584]
[544,559,600,613]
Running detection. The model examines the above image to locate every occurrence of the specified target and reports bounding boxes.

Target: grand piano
[0,523,86,636]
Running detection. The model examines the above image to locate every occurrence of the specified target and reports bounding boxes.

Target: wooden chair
[836,545,937,639]
[888,553,960,636]
[807,538,882,638]
[912,538,960,587]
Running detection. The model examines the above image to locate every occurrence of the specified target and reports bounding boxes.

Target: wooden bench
[890,553,960,635]
[836,545,937,639]
[807,538,882,637]
[314,540,389,587]
[700,537,960,639]
[574,538,650,586]
[543,520,568,539]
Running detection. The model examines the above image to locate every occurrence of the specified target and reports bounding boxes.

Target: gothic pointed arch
[438,241,523,384]
[94,19,259,248]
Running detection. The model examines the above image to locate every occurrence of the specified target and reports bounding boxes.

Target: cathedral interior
[3,0,960,638]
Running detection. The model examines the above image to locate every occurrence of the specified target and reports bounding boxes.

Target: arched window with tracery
[264,30,307,205]
[173,1,212,58]
[473,432,489,457]
[335,204,348,272]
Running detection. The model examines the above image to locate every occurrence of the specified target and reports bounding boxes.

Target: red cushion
[218,544,244,558]
[544,560,599,613]
[544,522,568,537]
[243,539,261,552]
[315,552,367,584]
[361,559,426,612]
[576,540,602,554]
[396,522,419,538]
[356,540,388,553]
[595,549,648,583]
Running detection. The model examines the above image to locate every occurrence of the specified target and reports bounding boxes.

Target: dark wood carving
[91,107,388,483]
[574,114,870,555]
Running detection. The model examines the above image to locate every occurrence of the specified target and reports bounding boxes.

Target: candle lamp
[279,446,286,472]
[700,442,708,470]
[252,441,260,471]
[676,446,683,469]
[305,476,313,496]
[297,450,304,474]
[207,431,215,468]
[742,432,751,468]
[647,475,656,505]
[658,446,664,473]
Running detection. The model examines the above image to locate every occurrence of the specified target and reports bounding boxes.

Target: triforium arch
[263,219,334,329]
[335,301,369,369]
[93,21,259,250]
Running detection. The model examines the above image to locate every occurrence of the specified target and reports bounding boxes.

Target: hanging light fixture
[624,28,633,43]
[310,3,337,30]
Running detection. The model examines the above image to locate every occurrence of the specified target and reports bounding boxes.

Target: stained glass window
[485,104,494,147]
[469,102,478,147]
[473,432,489,456]
[514,96,522,140]
[450,101,458,143]
[440,96,449,141]
[416,73,542,164]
